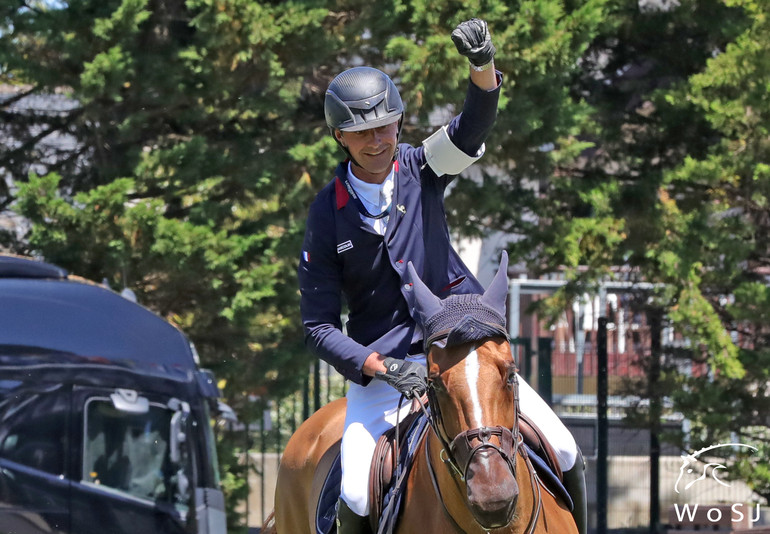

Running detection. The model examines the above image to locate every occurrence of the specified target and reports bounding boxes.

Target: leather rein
[415,328,543,533]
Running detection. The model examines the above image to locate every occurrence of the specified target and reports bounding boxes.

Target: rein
[416,329,544,533]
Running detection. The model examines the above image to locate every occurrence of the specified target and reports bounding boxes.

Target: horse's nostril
[466,451,519,528]
[468,494,518,529]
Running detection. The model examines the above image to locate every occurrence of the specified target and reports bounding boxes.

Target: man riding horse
[298,17,586,534]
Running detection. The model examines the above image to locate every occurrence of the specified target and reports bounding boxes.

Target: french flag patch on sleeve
[302,250,311,262]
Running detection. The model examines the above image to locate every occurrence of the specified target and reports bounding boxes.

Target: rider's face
[336,121,399,184]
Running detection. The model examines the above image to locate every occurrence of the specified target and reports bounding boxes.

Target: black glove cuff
[382,357,404,377]
[376,357,427,398]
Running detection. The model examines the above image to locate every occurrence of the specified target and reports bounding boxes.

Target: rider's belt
[407,341,424,356]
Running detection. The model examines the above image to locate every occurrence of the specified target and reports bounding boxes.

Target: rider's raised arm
[417,19,502,181]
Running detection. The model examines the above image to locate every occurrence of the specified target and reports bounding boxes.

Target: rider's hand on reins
[375,357,427,399]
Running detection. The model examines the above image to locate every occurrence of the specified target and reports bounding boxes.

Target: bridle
[416,327,543,533]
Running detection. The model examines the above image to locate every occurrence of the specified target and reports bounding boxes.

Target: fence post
[537,337,552,406]
[597,317,608,534]
[313,358,321,413]
[510,337,531,384]
[260,409,266,525]
[302,372,310,421]
[648,309,662,534]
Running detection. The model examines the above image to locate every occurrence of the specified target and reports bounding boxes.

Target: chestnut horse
[267,253,577,533]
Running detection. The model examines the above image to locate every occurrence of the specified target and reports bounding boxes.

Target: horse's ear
[405,261,443,328]
[480,250,509,321]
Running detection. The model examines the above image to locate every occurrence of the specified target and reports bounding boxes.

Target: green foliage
[525,0,770,500]
[2,0,339,528]
[214,428,250,534]
[0,0,614,409]
[660,0,770,498]
[430,0,611,239]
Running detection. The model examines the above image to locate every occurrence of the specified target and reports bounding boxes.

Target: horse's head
[407,252,520,529]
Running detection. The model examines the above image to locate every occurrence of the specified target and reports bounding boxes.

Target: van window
[82,399,191,509]
[0,381,67,476]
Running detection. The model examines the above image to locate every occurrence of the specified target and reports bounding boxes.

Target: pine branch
[0,107,84,168]
[0,85,40,109]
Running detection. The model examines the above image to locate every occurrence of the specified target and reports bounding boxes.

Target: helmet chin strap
[393,117,404,161]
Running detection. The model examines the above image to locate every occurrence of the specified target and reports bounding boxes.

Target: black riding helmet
[325,67,405,161]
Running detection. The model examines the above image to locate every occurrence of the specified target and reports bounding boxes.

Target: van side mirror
[168,398,190,464]
[195,369,221,398]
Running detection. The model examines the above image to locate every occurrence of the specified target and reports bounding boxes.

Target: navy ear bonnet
[407,251,510,350]
[424,294,507,349]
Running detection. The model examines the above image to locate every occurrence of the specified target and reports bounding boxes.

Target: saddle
[519,412,563,482]
[314,397,429,534]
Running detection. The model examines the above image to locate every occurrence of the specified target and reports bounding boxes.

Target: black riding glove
[375,357,427,399]
[451,18,496,67]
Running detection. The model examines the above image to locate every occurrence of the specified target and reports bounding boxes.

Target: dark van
[0,255,229,534]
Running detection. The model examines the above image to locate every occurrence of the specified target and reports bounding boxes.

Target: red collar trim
[335,176,349,210]
[334,160,398,211]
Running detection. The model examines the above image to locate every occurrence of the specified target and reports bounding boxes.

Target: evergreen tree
[662,0,770,500]
[515,0,770,502]
[1,0,613,423]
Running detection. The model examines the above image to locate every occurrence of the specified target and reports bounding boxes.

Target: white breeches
[339,354,578,517]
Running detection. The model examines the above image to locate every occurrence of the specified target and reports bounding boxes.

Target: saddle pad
[523,443,573,511]
[315,453,342,534]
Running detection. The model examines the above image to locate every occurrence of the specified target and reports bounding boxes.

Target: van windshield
[82,399,191,510]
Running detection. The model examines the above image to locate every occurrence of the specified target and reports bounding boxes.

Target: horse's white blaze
[465,348,483,425]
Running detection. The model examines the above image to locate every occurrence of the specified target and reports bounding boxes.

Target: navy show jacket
[299,74,502,385]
